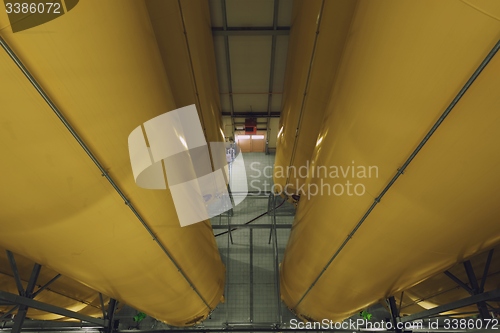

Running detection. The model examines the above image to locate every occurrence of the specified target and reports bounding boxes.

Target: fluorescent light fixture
[252,135,265,139]
[237,135,250,140]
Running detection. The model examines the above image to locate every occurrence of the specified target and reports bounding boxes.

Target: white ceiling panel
[270,94,283,112]
[232,94,269,113]
[209,0,224,27]
[211,0,291,121]
[278,0,294,27]
[229,36,272,92]
[226,0,274,27]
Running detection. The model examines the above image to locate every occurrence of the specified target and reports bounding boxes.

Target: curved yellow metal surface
[273,0,357,196]
[146,0,225,144]
[399,245,500,317]
[146,0,225,171]
[280,0,500,322]
[0,0,224,326]
[0,248,110,321]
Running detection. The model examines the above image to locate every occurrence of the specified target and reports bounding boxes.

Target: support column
[12,263,41,333]
[464,260,491,319]
[249,229,254,323]
[271,194,282,326]
[6,251,25,297]
[106,298,118,333]
[387,296,403,333]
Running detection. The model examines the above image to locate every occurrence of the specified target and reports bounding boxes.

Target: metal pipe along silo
[273,0,357,197]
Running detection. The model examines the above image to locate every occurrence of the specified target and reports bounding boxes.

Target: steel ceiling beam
[212,27,290,36]
[212,224,292,229]
[1,273,66,330]
[25,264,42,298]
[0,290,107,327]
[270,195,282,325]
[99,293,106,320]
[234,122,268,125]
[266,0,280,154]
[480,249,494,292]
[0,306,18,321]
[400,288,500,323]
[0,274,61,328]
[222,112,280,118]
[106,298,118,333]
[117,328,361,332]
[387,296,403,333]
[444,270,473,294]
[220,92,283,95]
[0,320,100,330]
[11,303,29,333]
[249,229,254,322]
[464,260,491,319]
[32,273,61,298]
[221,0,235,135]
[12,263,42,333]
[6,250,25,297]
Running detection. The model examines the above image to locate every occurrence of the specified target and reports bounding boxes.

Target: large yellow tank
[280,0,500,322]
[0,0,224,326]
[273,0,357,196]
[145,0,227,169]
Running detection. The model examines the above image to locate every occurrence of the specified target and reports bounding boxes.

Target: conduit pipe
[176,0,226,171]
[283,0,325,191]
[177,0,207,137]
